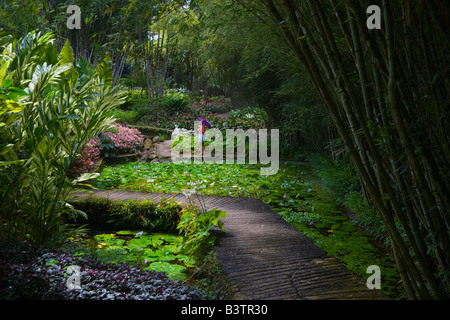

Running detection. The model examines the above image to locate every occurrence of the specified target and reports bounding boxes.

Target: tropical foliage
[1,0,448,301]
[0,31,126,245]
[91,231,192,281]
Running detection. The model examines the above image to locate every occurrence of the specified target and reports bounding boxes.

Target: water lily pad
[94,234,115,241]
[116,230,140,235]
[154,233,177,243]
[144,261,186,280]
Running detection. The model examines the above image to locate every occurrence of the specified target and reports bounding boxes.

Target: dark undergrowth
[0,241,210,300]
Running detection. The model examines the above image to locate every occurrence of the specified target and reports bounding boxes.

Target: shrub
[106,123,144,154]
[214,107,268,130]
[132,99,153,120]
[71,123,144,175]
[204,96,232,113]
[135,97,234,130]
[174,206,227,258]
[145,95,189,115]
[106,108,139,124]
[72,196,182,233]
[163,88,191,104]
[70,138,101,176]
[138,102,220,130]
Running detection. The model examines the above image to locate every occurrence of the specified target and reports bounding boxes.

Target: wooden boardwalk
[74,190,388,300]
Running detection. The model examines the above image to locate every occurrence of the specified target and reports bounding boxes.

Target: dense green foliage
[1,0,448,300]
[72,196,182,233]
[71,192,227,281]
[310,156,390,245]
[90,231,192,281]
[0,31,125,246]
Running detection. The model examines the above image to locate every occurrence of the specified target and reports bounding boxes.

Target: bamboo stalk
[260,0,449,299]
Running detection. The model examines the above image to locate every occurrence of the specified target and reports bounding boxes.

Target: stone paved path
[154,139,173,159]
[74,190,388,300]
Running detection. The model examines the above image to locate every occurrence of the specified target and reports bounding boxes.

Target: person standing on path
[199,122,206,156]
[197,117,211,158]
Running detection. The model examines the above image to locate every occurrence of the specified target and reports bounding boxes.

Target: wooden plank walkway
[73,190,388,300]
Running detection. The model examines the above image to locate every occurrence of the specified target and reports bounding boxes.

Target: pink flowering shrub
[71,123,144,175]
[70,138,101,176]
[107,122,144,154]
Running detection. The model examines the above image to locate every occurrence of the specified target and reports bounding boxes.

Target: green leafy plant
[174,206,226,258]
[76,194,226,280]
[91,230,190,281]
[216,107,268,130]
[310,156,391,244]
[0,31,126,245]
[106,108,139,124]
[98,132,116,158]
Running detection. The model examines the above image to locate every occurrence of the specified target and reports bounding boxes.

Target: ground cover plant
[95,161,402,298]
[0,241,207,300]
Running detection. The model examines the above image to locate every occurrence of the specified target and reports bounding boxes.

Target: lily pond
[89,230,194,281]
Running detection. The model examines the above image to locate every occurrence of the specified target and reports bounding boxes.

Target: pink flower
[283,194,287,199]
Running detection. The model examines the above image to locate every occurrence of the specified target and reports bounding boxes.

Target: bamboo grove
[252,0,450,299]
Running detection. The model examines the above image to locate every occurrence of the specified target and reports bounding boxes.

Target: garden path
[154,139,173,160]
[151,109,250,162]
[78,190,388,300]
